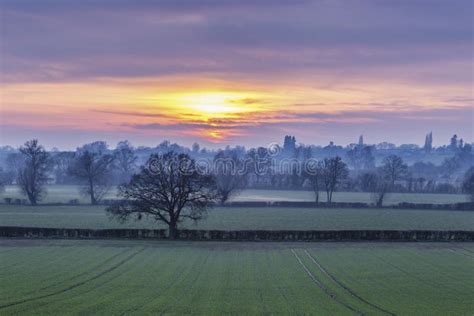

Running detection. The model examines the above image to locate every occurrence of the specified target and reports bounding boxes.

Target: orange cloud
[1,75,471,144]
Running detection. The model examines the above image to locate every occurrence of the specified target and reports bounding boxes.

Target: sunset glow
[0,1,472,148]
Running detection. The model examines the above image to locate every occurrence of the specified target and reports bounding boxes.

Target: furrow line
[0,247,146,310]
[291,249,364,316]
[304,249,396,316]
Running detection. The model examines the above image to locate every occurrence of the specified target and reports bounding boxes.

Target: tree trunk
[29,193,37,206]
[168,222,178,240]
[376,193,384,207]
[220,192,229,205]
[89,179,97,205]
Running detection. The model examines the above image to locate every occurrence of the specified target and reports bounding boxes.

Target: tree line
[0,138,473,238]
[1,137,473,205]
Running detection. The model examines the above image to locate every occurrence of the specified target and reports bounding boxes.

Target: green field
[1,185,469,205]
[2,186,473,316]
[1,204,474,231]
[0,240,473,315]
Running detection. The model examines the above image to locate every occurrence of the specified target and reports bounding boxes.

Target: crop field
[0,240,473,315]
[1,185,469,205]
[1,204,474,231]
[1,187,473,315]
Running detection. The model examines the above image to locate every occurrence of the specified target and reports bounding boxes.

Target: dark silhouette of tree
[107,152,218,239]
[113,141,137,183]
[192,142,200,154]
[462,167,474,202]
[372,174,390,207]
[321,156,348,204]
[0,165,15,186]
[450,134,458,151]
[52,151,75,184]
[357,172,378,192]
[283,135,296,155]
[245,147,270,185]
[381,155,407,188]
[423,132,433,153]
[0,167,7,194]
[441,143,473,177]
[346,145,375,170]
[6,152,24,184]
[213,150,247,204]
[17,139,50,205]
[304,159,323,205]
[69,150,114,204]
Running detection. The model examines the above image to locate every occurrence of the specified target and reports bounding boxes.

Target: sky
[0,0,473,150]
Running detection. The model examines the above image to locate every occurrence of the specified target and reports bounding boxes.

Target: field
[1,204,474,231]
[1,187,473,315]
[1,185,469,205]
[1,240,473,315]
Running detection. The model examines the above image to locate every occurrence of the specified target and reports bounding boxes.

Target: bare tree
[213,150,247,204]
[304,159,323,205]
[69,150,114,204]
[372,174,390,207]
[17,140,50,205]
[357,172,378,192]
[0,167,6,194]
[6,152,24,183]
[52,151,75,184]
[321,156,348,204]
[462,167,474,202]
[107,152,218,239]
[0,166,15,186]
[113,141,138,183]
[245,147,271,185]
[381,155,408,188]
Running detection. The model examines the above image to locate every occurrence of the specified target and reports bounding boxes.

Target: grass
[1,188,473,315]
[0,240,472,315]
[1,185,469,205]
[1,204,474,231]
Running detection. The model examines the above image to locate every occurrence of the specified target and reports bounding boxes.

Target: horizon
[0,0,473,148]
[0,132,470,152]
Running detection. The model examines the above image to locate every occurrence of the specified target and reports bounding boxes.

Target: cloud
[121,104,473,140]
[90,109,173,119]
[1,0,472,148]
[0,0,472,83]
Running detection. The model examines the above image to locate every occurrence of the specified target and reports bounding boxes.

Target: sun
[142,89,266,141]
[156,91,261,120]
[181,92,239,114]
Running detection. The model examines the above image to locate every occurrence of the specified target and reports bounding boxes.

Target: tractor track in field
[448,249,474,260]
[0,248,146,310]
[456,246,474,257]
[291,249,365,316]
[303,250,396,316]
[24,249,130,296]
[459,246,474,254]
